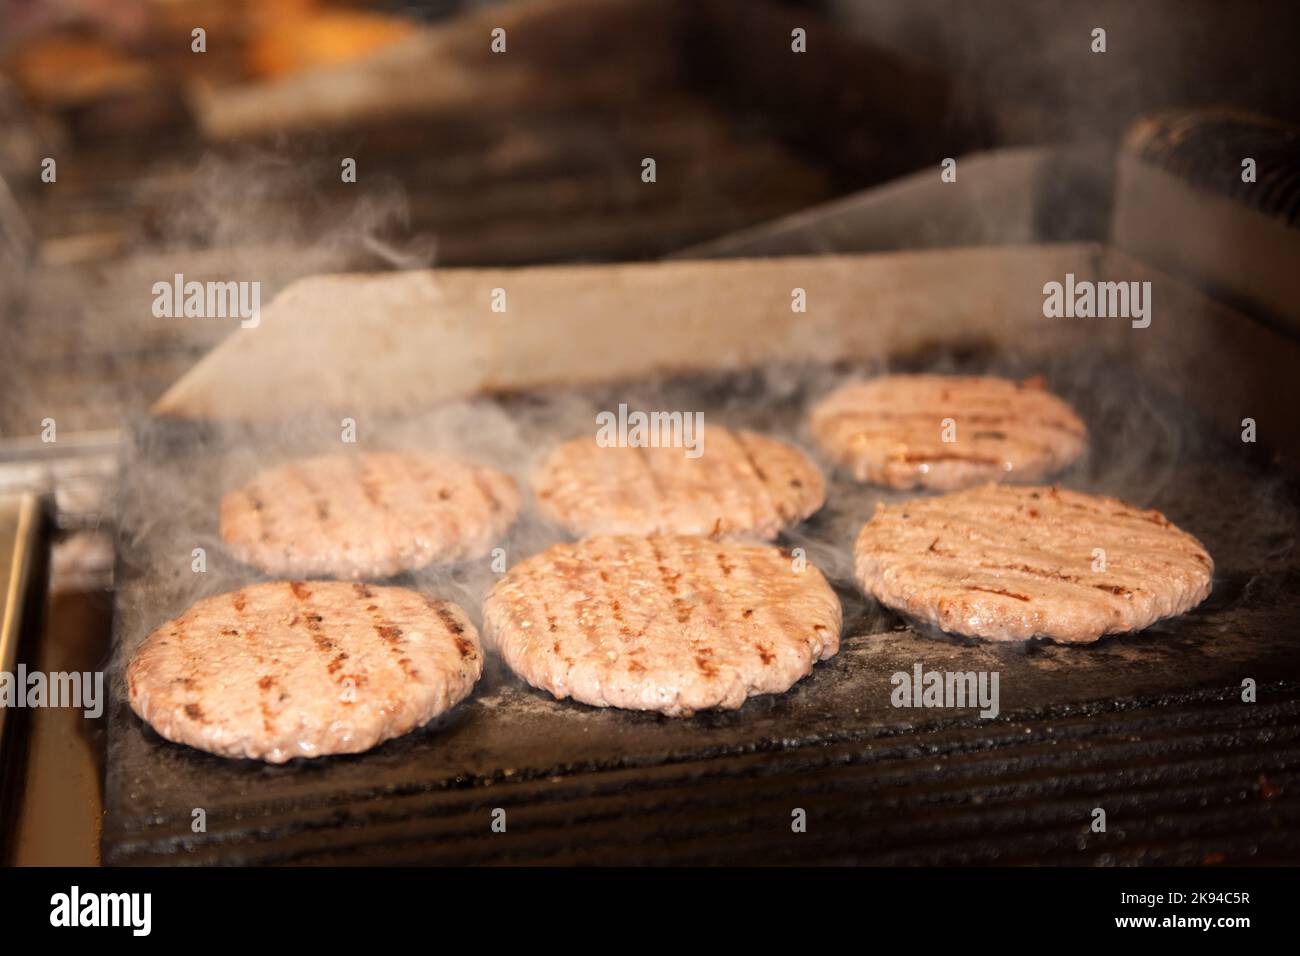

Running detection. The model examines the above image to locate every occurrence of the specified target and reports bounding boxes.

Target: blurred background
[4,0,1300,435]
[2,0,1299,865]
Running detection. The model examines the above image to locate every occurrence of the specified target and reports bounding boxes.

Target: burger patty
[532,427,825,539]
[482,535,842,716]
[126,581,482,762]
[810,375,1087,491]
[854,484,1214,643]
[220,451,520,579]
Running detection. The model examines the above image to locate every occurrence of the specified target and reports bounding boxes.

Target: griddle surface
[104,354,1300,864]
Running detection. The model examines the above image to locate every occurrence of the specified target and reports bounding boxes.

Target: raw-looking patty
[531,427,825,539]
[810,375,1087,490]
[854,484,1213,644]
[127,581,482,762]
[482,535,842,716]
[220,451,519,578]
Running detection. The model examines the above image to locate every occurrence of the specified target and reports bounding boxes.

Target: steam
[2,147,437,442]
[152,147,436,273]
[111,388,599,687]
[92,151,1291,713]
[110,330,1295,707]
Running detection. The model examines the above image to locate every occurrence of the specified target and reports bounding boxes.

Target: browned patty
[482,535,842,716]
[811,375,1087,491]
[854,484,1213,643]
[220,451,520,579]
[532,427,825,539]
[127,581,482,762]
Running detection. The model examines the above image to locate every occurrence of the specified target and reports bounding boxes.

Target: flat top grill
[103,349,1300,865]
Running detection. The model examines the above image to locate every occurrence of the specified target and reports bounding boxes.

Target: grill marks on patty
[243,489,271,544]
[126,582,483,763]
[650,537,694,626]
[287,463,330,523]
[470,469,503,516]
[531,427,826,539]
[810,375,1087,491]
[854,484,1214,644]
[482,535,842,716]
[220,451,520,579]
[728,428,789,526]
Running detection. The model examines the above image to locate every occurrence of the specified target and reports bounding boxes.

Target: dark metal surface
[103,351,1300,864]
[1130,111,1300,225]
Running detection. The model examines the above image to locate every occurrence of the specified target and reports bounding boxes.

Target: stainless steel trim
[0,493,44,757]
[0,431,120,533]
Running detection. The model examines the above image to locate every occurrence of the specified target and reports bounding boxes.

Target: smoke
[111,388,589,687]
[151,146,436,273]
[10,147,1276,721]
[0,142,436,437]
[72,3,1295,709]
[109,330,1298,706]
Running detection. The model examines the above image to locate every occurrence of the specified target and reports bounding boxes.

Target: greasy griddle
[103,350,1300,864]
